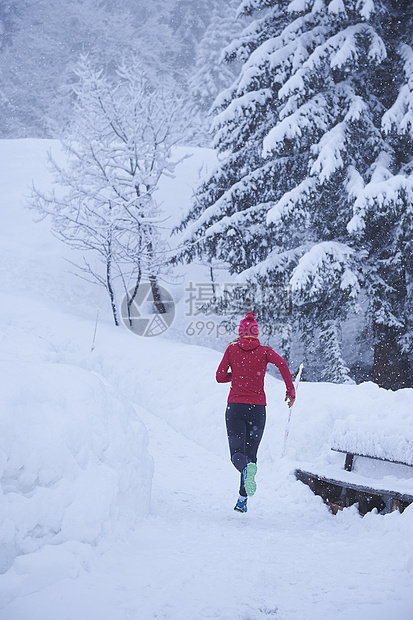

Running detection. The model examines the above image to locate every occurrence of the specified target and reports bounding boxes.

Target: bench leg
[390,498,403,513]
[344,453,355,472]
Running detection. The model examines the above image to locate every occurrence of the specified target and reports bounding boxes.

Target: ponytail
[227,336,240,347]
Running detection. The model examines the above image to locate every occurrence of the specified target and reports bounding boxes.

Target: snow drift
[0,359,153,576]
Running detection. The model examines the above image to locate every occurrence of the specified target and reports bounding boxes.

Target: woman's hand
[285,395,296,408]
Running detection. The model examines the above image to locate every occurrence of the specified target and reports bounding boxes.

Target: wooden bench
[295,428,413,515]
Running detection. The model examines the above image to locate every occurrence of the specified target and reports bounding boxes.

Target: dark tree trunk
[209,266,216,296]
[127,268,142,327]
[373,323,411,390]
[149,275,166,314]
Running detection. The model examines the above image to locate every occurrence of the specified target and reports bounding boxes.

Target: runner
[216,312,296,512]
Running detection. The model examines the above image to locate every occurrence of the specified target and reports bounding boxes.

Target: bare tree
[32,55,185,324]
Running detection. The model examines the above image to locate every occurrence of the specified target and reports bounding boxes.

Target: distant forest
[0,0,242,140]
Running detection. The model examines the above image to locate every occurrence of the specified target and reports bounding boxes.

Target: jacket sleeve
[216,347,232,383]
[266,348,296,399]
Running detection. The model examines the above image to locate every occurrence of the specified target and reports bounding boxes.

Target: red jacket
[216,337,295,406]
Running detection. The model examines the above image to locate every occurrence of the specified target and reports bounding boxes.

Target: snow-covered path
[5,401,411,620]
[99,407,413,620]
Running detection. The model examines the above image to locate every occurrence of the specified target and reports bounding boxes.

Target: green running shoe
[242,462,257,496]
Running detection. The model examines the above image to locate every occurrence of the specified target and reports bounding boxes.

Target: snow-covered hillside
[0,140,412,620]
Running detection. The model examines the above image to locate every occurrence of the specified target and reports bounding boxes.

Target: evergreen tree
[0,0,22,49]
[178,0,413,387]
[351,1,413,388]
[168,0,224,70]
[187,0,244,144]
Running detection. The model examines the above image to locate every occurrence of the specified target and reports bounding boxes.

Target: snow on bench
[330,420,413,470]
[295,419,413,515]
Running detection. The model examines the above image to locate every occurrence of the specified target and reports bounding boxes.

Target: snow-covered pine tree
[348,0,413,388]
[32,56,183,325]
[0,0,21,49]
[168,0,225,70]
[319,319,352,383]
[178,0,413,386]
[187,0,244,144]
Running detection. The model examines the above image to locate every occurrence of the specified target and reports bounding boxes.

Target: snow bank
[90,334,231,461]
[0,359,153,576]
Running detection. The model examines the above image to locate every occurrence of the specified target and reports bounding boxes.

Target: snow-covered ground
[0,140,412,620]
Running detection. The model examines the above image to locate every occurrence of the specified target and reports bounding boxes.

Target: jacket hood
[237,337,261,351]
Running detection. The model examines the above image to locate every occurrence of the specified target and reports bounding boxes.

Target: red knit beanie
[238,311,259,338]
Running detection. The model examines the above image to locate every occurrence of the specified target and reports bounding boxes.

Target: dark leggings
[225,403,266,497]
